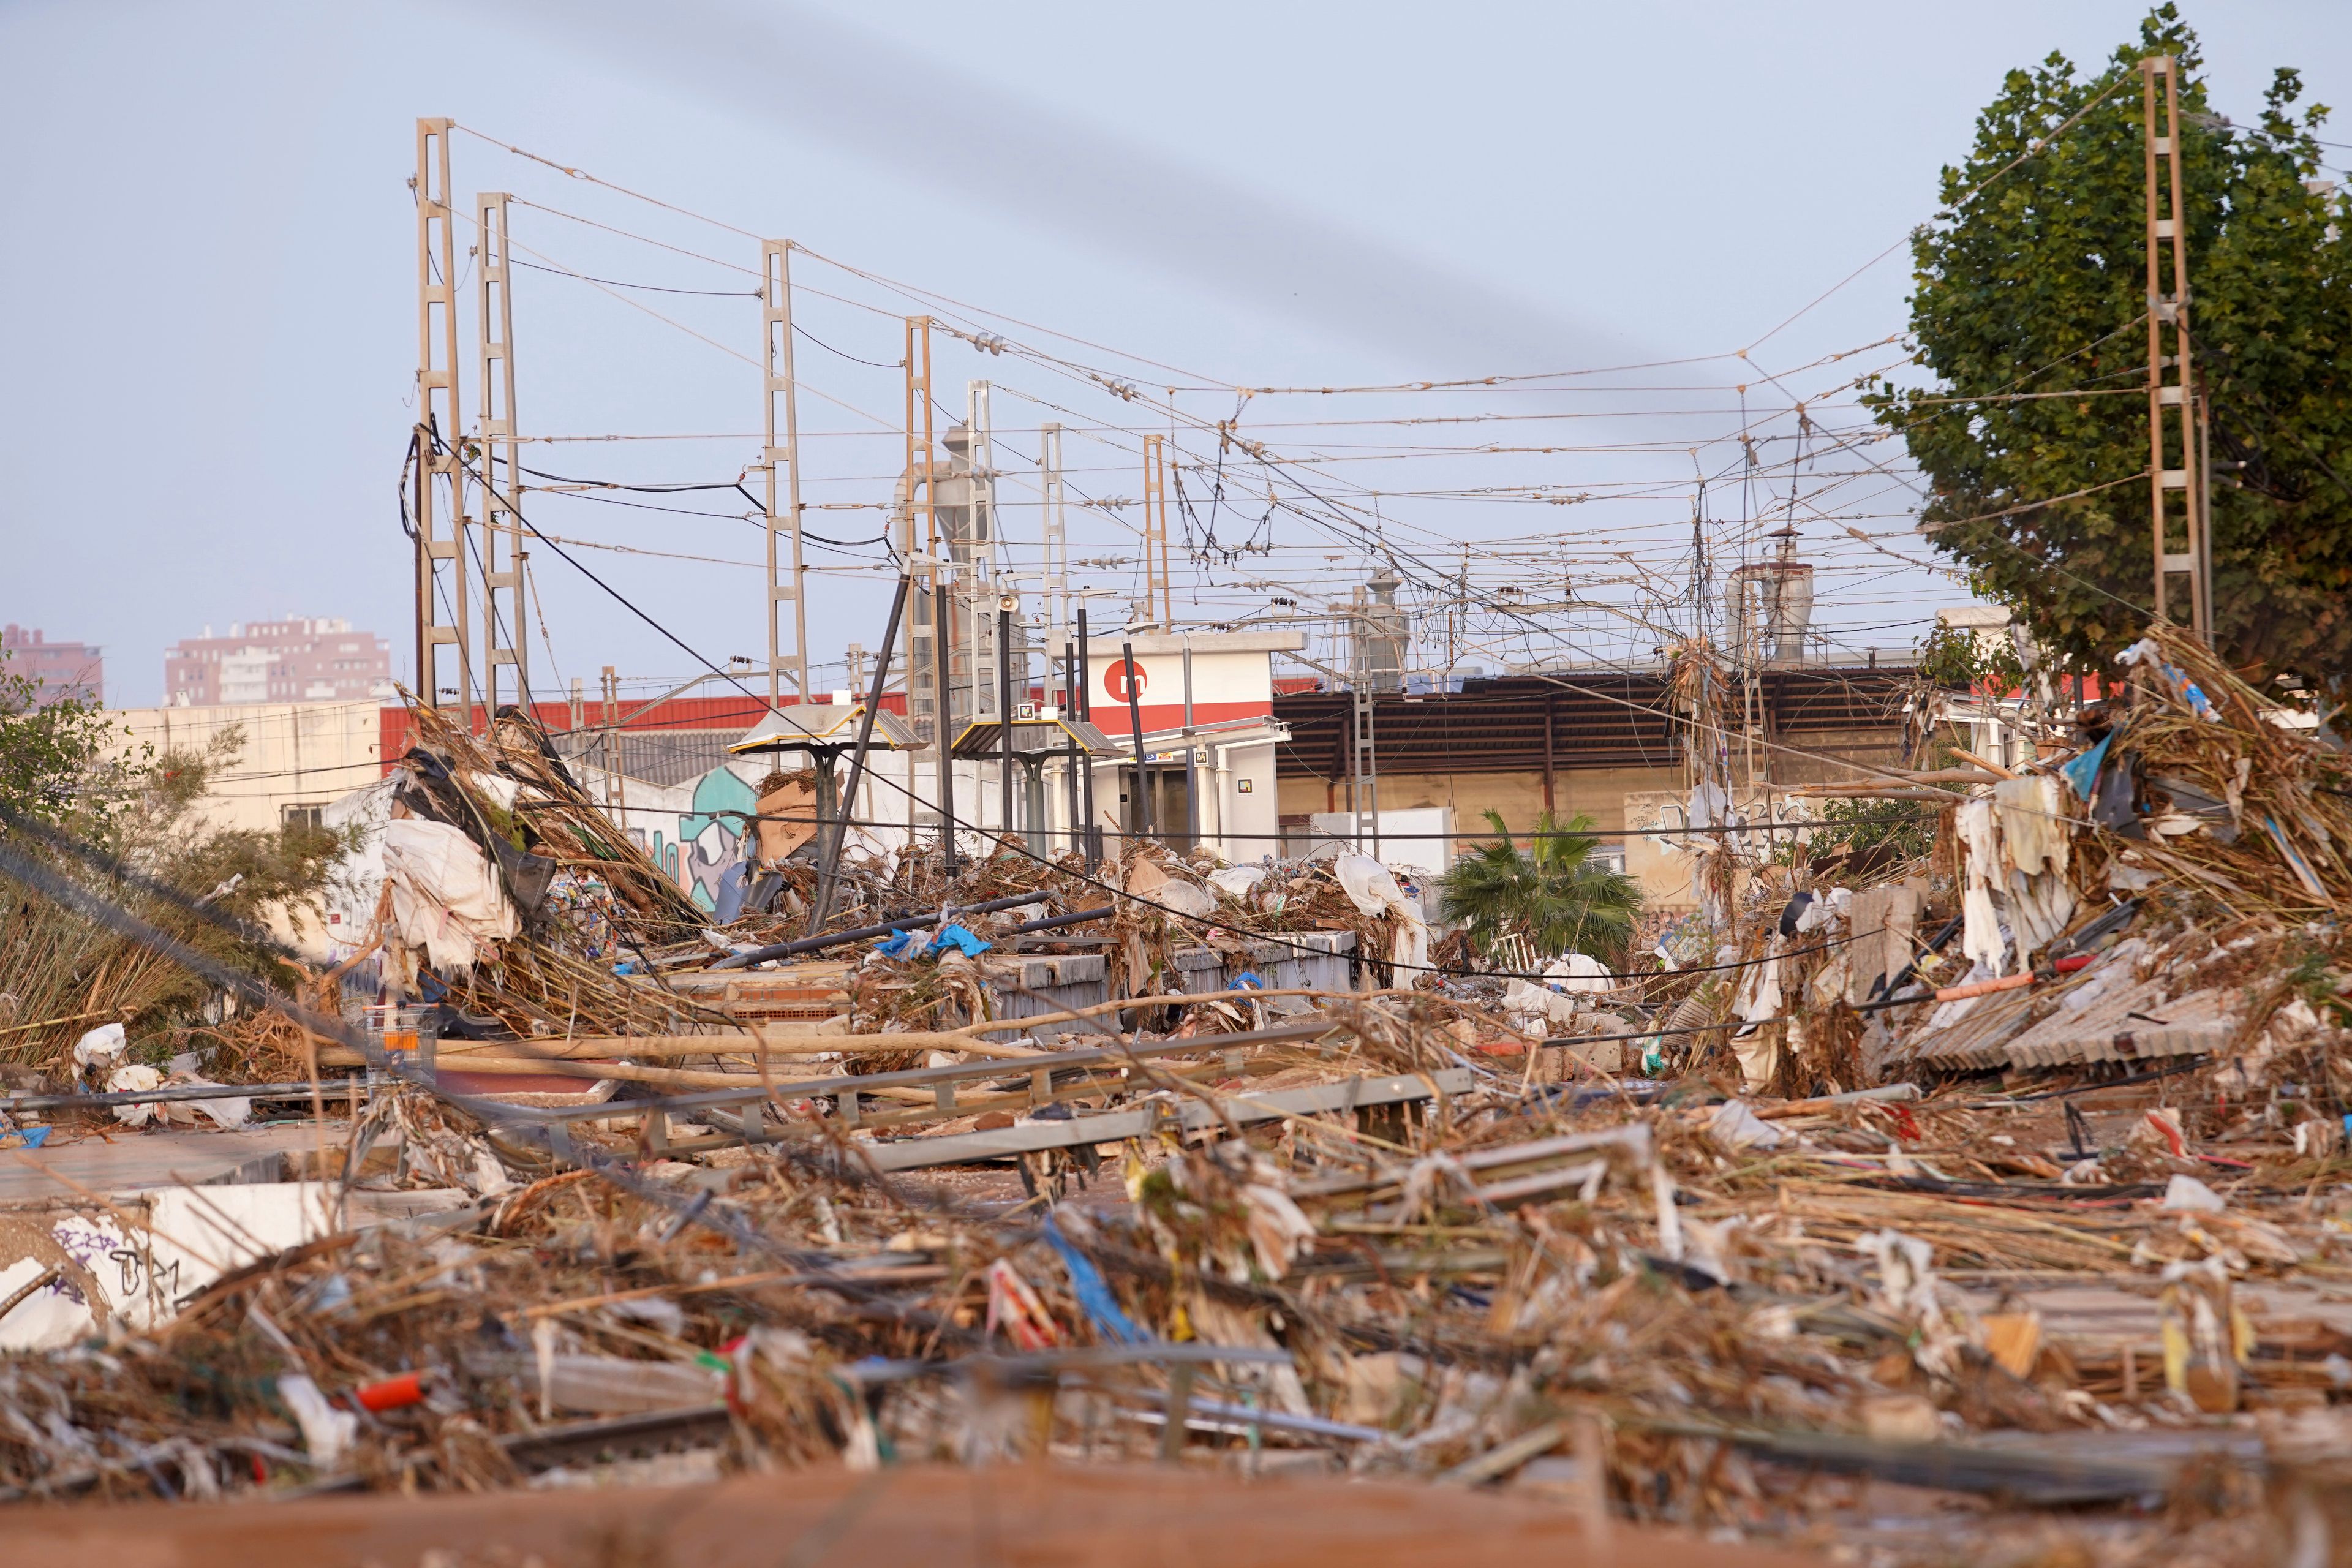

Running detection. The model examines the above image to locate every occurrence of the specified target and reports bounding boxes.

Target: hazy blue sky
[2,1,2343,706]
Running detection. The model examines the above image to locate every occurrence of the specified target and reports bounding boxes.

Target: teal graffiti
[679,766,758,911]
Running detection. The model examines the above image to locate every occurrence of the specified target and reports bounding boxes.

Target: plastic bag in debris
[714,861,750,924]
[1999,782,2082,959]
[1502,978,1575,1032]
[1042,1213,1148,1344]
[2061,732,2113,801]
[2005,867,2076,961]
[2119,637,2217,719]
[1539,952,1615,993]
[1955,799,2005,972]
[1331,851,1400,916]
[1789,889,1843,935]
[2162,1174,2228,1213]
[104,1061,249,1129]
[1732,938,1783,1028]
[1729,937,1785,1090]
[1686,778,1731,832]
[929,923,992,959]
[508,1352,726,1417]
[72,1022,127,1074]
[1206,864,1267,899]
[1708,1098,1785,1152]
[102,1063,162,1107]
[1331,851,1430,971]
[1154,879,1219,919]
[1129,856,1218,919]
[876,923,993,960]
[1238,1178,1317,1279]
[277,1372,360,1468]
[382,816,520,971]
[1858,1228,1972,1378]
[1994,776,2068,880]
[1501,951,1618,1031]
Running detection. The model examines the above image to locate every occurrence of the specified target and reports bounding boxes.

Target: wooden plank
[852,1068,1473,1172]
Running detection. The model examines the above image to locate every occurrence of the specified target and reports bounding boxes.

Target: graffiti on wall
[677,766,758,911]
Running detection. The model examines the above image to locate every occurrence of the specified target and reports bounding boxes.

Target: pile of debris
[4,622,2352,1566]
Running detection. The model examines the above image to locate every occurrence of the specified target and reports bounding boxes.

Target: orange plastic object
[353,1370,428,1412]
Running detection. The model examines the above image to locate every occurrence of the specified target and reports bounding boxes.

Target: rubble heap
[2,622,2351,1566]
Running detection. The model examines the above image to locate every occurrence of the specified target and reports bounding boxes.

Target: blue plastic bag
[2060,733,2113,801]
[1043,1215,1148,1344]
[873,929,925,960]
[927,924,992,958]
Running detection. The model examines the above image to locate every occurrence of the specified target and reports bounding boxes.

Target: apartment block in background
[164,617,395,706]
[1,625,104,705]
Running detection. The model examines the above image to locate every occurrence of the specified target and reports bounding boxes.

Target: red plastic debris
[352,1370,428,1412]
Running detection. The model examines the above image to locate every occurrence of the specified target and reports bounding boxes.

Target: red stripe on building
[377,692,908,775]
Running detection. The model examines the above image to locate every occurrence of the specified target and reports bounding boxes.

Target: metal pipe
[998,602,1017,840]
[1122,639,1152,842]
[1003,904,1115,935]
[4,1079,366,1112]
[1061,640,1082,860]
[1078,609,1098,869]
[1182,633,1198,851]
[811,573,908,931]
[933,567,957,878]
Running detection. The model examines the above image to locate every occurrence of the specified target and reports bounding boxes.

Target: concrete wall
[1278,764,1684,836]
[1051,734,1283,866]
[107,701,386,834]
[1278,720,1909,912]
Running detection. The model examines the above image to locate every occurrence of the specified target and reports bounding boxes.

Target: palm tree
[1439,809,1643,965]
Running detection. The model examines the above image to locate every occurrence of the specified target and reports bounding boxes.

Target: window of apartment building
[281,803,325,832]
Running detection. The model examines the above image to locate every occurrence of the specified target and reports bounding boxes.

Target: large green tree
[0,649,127,833]
[0,647,353,1066]
[1869,7,2352,693]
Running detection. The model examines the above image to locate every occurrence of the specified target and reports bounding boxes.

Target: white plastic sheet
[1995,775,2070,879]
[1128,856,1217,919]
[1729,937,1786,1089]
[1549,952,1615,993]
[1206,864,1267,899]
[1708,1098,1785,1152]
[104,1052,252,1129]
[2005,865,2078,960]
[382,816,520,971]
[2162,1174,2228,1212]
[1154,880,1218,919]
[1331,853,1428,973]
[1955,799,2006,973]
[277,1373,360,1468]
[72,1022,127,1074]
[104,1063,166,1125]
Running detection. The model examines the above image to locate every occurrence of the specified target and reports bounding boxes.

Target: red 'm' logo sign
[1104,660,1147,703]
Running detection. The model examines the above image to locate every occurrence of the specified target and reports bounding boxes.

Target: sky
[2,0,2345,707]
